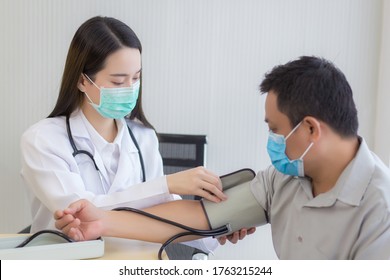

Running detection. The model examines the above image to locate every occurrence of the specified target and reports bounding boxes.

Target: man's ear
[303,116,321,142]
[77,74,87,92]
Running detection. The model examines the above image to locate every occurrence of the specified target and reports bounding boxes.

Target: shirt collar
[336,137,374,206]
[302,137,374,207]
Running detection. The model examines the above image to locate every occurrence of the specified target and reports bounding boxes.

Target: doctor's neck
[81,105,118,143]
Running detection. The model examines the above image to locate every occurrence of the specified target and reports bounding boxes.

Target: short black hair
[260,56,358,137]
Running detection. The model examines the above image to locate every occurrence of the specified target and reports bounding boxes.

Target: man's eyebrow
[265,118,276,128]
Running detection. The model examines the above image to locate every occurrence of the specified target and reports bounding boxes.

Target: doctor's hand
[54,199,105,241]
[166,166,227,203]
[217,227,256,245]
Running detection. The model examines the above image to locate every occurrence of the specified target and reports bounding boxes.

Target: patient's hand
[54,199,105,241]
[217,227,256,245]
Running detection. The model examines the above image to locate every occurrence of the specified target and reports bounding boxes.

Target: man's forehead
[264,92,290,126]
[264,92,278,121]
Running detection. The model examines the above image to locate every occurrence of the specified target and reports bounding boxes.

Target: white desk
[96,236,166,260]
[0,234,167,260]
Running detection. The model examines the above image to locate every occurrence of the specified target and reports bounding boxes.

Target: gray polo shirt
[250,138,390,259]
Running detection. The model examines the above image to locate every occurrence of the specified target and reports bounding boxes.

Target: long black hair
[48,16,153,129]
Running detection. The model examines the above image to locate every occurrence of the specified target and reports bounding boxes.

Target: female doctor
[20,16,225,252]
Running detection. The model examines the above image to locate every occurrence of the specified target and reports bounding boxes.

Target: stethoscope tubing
[65,115,146,183]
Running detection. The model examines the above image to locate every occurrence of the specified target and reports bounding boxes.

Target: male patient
[55,56,390,259]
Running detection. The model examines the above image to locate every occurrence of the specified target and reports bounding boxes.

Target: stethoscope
[66,116,146,184]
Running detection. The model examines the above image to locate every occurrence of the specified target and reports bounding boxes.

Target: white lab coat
[20,109,218,254]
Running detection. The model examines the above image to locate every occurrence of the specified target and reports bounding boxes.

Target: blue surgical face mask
[83,74,140,119]
[267,122,313,177]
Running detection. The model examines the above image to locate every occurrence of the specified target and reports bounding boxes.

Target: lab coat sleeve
[20,120,174,215]
[122,123,220,254]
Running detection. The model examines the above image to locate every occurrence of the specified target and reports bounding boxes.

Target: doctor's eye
[112,82,124,86]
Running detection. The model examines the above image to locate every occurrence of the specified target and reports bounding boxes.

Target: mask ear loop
[299,142,314,160]
[82,74,101,106]
[83,91,97,106]
[83,73,100,89]
[285,121,303,140]
[285,121,314,160]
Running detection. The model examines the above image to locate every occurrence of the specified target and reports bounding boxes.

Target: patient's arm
[54,199,209,243]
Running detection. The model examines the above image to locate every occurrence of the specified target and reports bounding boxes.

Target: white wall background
[0,0,388,259]
[375,0,390,166]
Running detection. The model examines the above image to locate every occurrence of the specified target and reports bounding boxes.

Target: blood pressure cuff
[201,168,268,235]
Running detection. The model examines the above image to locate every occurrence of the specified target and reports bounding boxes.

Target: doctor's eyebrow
[109,69,142,77]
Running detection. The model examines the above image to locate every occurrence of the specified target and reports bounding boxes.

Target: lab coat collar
[69,110,127,149]
[68,109,92,140]
[108,119,143,193]
[67,110,114,188]
[68,110,144,193]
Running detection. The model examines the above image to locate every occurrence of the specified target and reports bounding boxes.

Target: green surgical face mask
[83,74,140,119]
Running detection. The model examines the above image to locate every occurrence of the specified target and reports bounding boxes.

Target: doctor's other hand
[217,227,256,245]
[54,199,104,241]
[166,166,227,203]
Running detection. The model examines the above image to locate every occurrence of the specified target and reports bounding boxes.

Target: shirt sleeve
[250,166,278,222]
[352,201,390,259]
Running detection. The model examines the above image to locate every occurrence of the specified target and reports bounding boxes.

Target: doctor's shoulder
[21,116,69,148]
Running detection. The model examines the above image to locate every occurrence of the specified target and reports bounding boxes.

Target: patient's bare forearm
[102,200,210,243]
